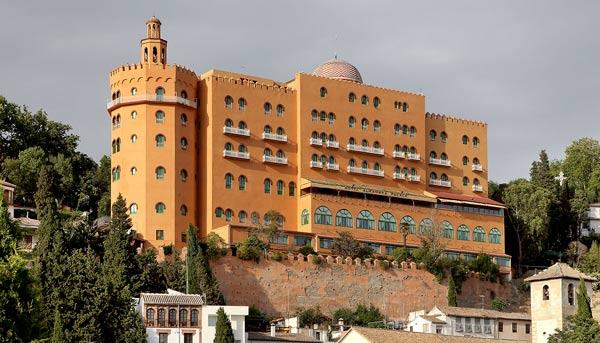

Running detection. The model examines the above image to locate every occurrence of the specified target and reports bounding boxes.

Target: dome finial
[312,58,363,83]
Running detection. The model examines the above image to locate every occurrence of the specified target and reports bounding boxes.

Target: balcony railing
[473,185,484,192]
[484,325,492,334]
[326,163,340,171]
[310,161,323,168]
[107,95,198,110]
[347,166,384,177]
[407,153,421,161]
[346,144,384,156]
[326,140,340,149]
[429,179,452,187]
[392,151,406,159]
[263,155,288,165]
[429,158,451,166]
[393,172,406,180]
[223,126,250,136]
[407,175,421,182]
[223,150,250,160]
[472,164,483,172]
[262,132,288,142]
[309,138,323,146]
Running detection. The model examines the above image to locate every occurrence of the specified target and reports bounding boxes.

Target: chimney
[270,324,276,337]
[338,318,344,332]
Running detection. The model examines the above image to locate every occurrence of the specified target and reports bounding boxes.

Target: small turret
[141,16,167,64]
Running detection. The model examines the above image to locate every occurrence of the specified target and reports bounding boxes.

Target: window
[457,225,469,240]
[349,159,356,167]
[463,177,469,186]
[314,206,332,225]
[155,166,166,179]
[474,178,480,186]
[473,226,485,242]
[225,96,233,109]
[357,210,374,229]
[276,149,285,159]
[373,120,381,132]
[270,233,288,245]
[238,98,246,111]
[378,212,396,232]
[130,134,137,143]
[225,209,233,222]
[130,203,138,214]
[335,209,352,227]
[155,202,166,214]
[301,209,309,225]
[462,135,469,145]
[402,125,408,135]
[225,173,233,189]
[155,87,165,99]
[319,111,327,121]
[441,221,453,239]
[264,102,272,114]
[276,127,285,135]
[429,130,436,141]
[462,156,469,166]
[264,148,272,157]
[328,112,335,124]
[320,87,327,97]
[373,97,381,108]
[156,230,164,240]
[402,102,408,112]
[419,218,433,235]
[361,118,369,130]
[430,172,437,180]
[239,121,247,130]
[179,114,188,127]
[409,126,416,137]
[239,210,247,223]
[512,323,517,333]
[361,139,369,147]
[543,285,549,300]
[264,178,272,193]
[215,207,223,218]
[131,111,137,119]
[349,93,356,103]
[473,157,480,165]
[179,309,188,325]
[289,182,296,196]
[440,131,447,143]
[526,323,531,334]
[294,235,312,247]
[159,333,168,343]
[169,309,176,326]
[400,216,416,234]
[130,87,137,96]
[180,137,188,150]
[180,169,188,182]
[155,110,165,123]
[263,125,272,134]
[311,110,318,122]
[147,308,155,322]
[277,180,285,195]
[440,173,448,181]
[112,138,121,153]
[473,136,480,147]
[155,134,166,147]
[320,237,333,249]
[277,104,285,117]
[498,322,503,332]
[430,151,437,159]
[361,95,369,105]
[361,160,368,169]
[180,91,188,99]
[374,162,381,171]
[489,228,501,244]
[394,124,401,135]
[348,137,356,145]
[191,309,199,326]
[349,116,356,128]
[239,175,247,190]
[238,144,247,153]
[130,167,137,175]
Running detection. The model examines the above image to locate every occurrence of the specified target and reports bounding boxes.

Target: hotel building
[107,17,510,273]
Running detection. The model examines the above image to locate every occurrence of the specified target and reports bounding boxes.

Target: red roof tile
[429,191,505,208]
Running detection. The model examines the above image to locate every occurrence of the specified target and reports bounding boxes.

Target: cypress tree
[214,307,235,343]
[447,276,458,307]
[576,279,592,319]
[549,280,600,342]
[186,225,225,304]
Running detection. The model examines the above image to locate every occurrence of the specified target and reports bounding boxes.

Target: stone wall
[211,254,520,320]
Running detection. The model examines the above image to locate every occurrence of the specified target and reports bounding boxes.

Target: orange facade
[108,18,510,271]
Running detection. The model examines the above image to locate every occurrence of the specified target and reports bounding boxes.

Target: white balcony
[107,94,197,110]
[407,175,421,182]
[429,158,451,166]
[223,126,250,136]
[310,161,323,168]
[346,144,384,156]
[262,132,288,142]
[347,166,384,177]
[393,151,406,159]
[407,153,421,161]
[393,172,406,180]
[326,163,340,171]
[473,184,484,192]
[326,140,340,149]
[263,155,288,165]
[309,138,323,146]
[472,164,483,172]
[429,179,452,187]
[223,150,250,160]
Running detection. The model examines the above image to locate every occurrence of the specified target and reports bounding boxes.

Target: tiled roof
[524,262,596,282]
[340,327,528,343]
[140,292,205,306]
[1,180,16,190]
[15,217,40,228]
[434,306,530,321]
[428,191,505,208]
[247,332,318,342]
[312,58,363,83]
[420,315,446,324]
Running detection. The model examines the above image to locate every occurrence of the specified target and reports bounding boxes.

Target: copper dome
[312,58,363,83]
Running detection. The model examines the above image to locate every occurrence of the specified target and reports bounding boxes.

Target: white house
[1,180,39,251]
[202,305,249,343]
[582,203,600,236]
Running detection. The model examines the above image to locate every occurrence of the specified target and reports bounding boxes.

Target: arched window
[402,102,409,112]
[225,173,233,189]
[489,228,501,244]
[462,135,469,145]
[474,178,480,186]
[394,124,401,135]
[473,226,485,242]
[329,156,335,164]
[277,104,285,117]
[348,116,356,128]
[320,132,327,142]
[264,148,272,157]
[402,125,408,135]
[320,87,327,97]
[276,150,285,158]
[320,154,327,163]
[264,125,272,134]
[301,209,310,225]
[473,136,480,147]
[374,162,381,171]
[441,221,453,239]
[277,180,285,195]
[264,178,272,193]
[131,134,137,143]
[335,209,353,227]
[462,156,469,166]
[457,225,470,240]
[179,309,187,325]
[409,126,416,137]
[191,309,199,326]
[238,121,247,130]
[131,111,137,119]
[180,137,188,150]
[463,176,470,186]
[403,167,410,177]
[155,110,165,123]
[180,169,188,182]
[264,102,272,114]
[158,308,165,326]
[429,130,437,141]
[155,134,166,147]
[238,144,247,153]
[373,120,381,132]
[410,146,416,154]
[289,182,296,196]
[568,283,574,305]
[440,174,448,181]
[130,167,137,175]
[349,93,356,103]
[319,111,327,121]
[276,127,285,135]
[239,211,247,223]
[440,131,447,143]
[155,202,166,214]
[361,95,369,105]
[440,153,448,161]
[361,139,369,147]
[225,96,233,109]
[349,137,356,145]
[543,285,550,301]
[311,110,318,122]
[410,168,417,176]
[311,154,318,162]
[314,206,332,225]
[131,87,137,96]
[328,112,336,124]
[155,87,165,99]
[225,119,233,127]
[400,216,416,234]
[130,203,138,214]
[349,159,356,167]
[430,172,438,180]
[238,98,246,111]
[357,210,374,230]
[155,166,166,179]
[361,160,368,169]
[181,113,188,126]
[180,91,188,99]
[430,151,437,159]
[373,97,381,109]
[328,133,336,142]
[238,175,247,190]
[225,209,233,222]
[378,212,396,232]
[419,218,433,235]
[215,207,223,218]
[180,205,188,216]
[146,308,155,322]
[361,118,369,130]
[394,144,401,153]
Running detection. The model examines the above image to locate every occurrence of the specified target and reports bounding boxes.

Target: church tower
[525,262,596,343]
[107,17,199,255]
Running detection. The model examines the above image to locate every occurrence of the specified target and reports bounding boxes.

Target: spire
[141,16,167,64]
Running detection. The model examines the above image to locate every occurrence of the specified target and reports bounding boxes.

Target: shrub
[379,259,390,270]
[296,306,329,328]
[312,255,322,265]
[491,297,509,311]
[271,251,283,261]
[468,253,499,282]
[332,307,355,324]
[298,245,315,256]
[353,304,384,327]
[162,244,173,256]
[391,247,410,262]
[205,232,227,259]
[237,235,266,262]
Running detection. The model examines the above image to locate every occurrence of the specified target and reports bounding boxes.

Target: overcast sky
[1,1,599,182]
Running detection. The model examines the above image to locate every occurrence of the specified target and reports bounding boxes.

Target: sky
[1,1,599,183]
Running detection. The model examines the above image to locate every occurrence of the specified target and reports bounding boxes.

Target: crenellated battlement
[109,63,197,77]
[426,112,487,127]
[211,74,295,95]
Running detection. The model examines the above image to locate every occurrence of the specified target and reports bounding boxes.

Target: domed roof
[146,16,161,24]
[312,58,363,83]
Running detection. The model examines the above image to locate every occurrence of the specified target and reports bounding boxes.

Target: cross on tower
[555,171,567,186]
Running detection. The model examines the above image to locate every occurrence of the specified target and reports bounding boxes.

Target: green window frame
[335,209,353,227]
[441,221,454,239]
[378,212,397,232]
[473,226,486,242]
[357,210,374,230]
[314,206,332,225]
[489,228,501,244]
[400,216,416,234]
[301,209,309,225]
[457,225,470,240]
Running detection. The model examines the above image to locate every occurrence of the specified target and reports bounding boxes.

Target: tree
[296,306,328,328]
[134,249,167,296]
[186,225,225,304]
[237,234,266,262]
[530,150,558,193]
[1,147,47,206]
[251,209,284,243]
[548,280,600,342]
[447,276,458,306]
[161,249,186,292]
[331,231,372,259]
[353,304,384,327]
[214,307,235,343]
[562,138,600,193]
[205,232,227,259]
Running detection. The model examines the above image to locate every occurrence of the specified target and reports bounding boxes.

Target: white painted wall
[202,305,249,343]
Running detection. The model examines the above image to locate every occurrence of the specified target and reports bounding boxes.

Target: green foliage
[296,306,329,327]
[237,234,266,262]
[331,307,354,325]
[447,276,458,306]
[548,280,600,343]
[491,297,509,311]
[332,304,384,327]
[134,249,167,295]
[298,244,315,256]
[467,253,499,282]
[331,231,373,259]
[187,225,225,305]
[311,255,322,265]
[246,304,270,332]
[205,232,227,259]
[530,150,558,194]
[563,138,600,192]
[214,307,235,343]
[162,244,174,256]
[160,249,186,292]
[271,251,283,261]
[391,247,410,262]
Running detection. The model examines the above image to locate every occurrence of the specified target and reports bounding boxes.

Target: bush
[312,255,322,265]
[162,244,173,256]
[332,307,355,324]
[237,235,267,262]
[271,251,283,261]
[296,306,329,328]
[205,232,227,259]
[391,247,410,262]
[298,245,315,256]
[491,297,509,311]
[379,259,390,270]
[332,231,372,259]
[332,304,384,327]
[468,253,499,282]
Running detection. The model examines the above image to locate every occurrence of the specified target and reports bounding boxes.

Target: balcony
[473,184,484,192]
[310,161,323,168]
[392,151,406,159]
[393,172,406,180]
[407,175,421,182]
[223,126,250,136]
[326,163,340,171]
[223,150,250,160]
[429,179,452,187]
[309,138,323,146]
[263,155,288,165]
[429,158,451,166]
[347,166,384,177]
[262,132,288,142]
[326,140,340,149]
[107,94,197,110]
[346,144,384,156]
[472,164,483,172]
[407,153,421,161]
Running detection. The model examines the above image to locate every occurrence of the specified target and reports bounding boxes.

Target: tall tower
[107,17,199,254]
[525,262,596,343]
